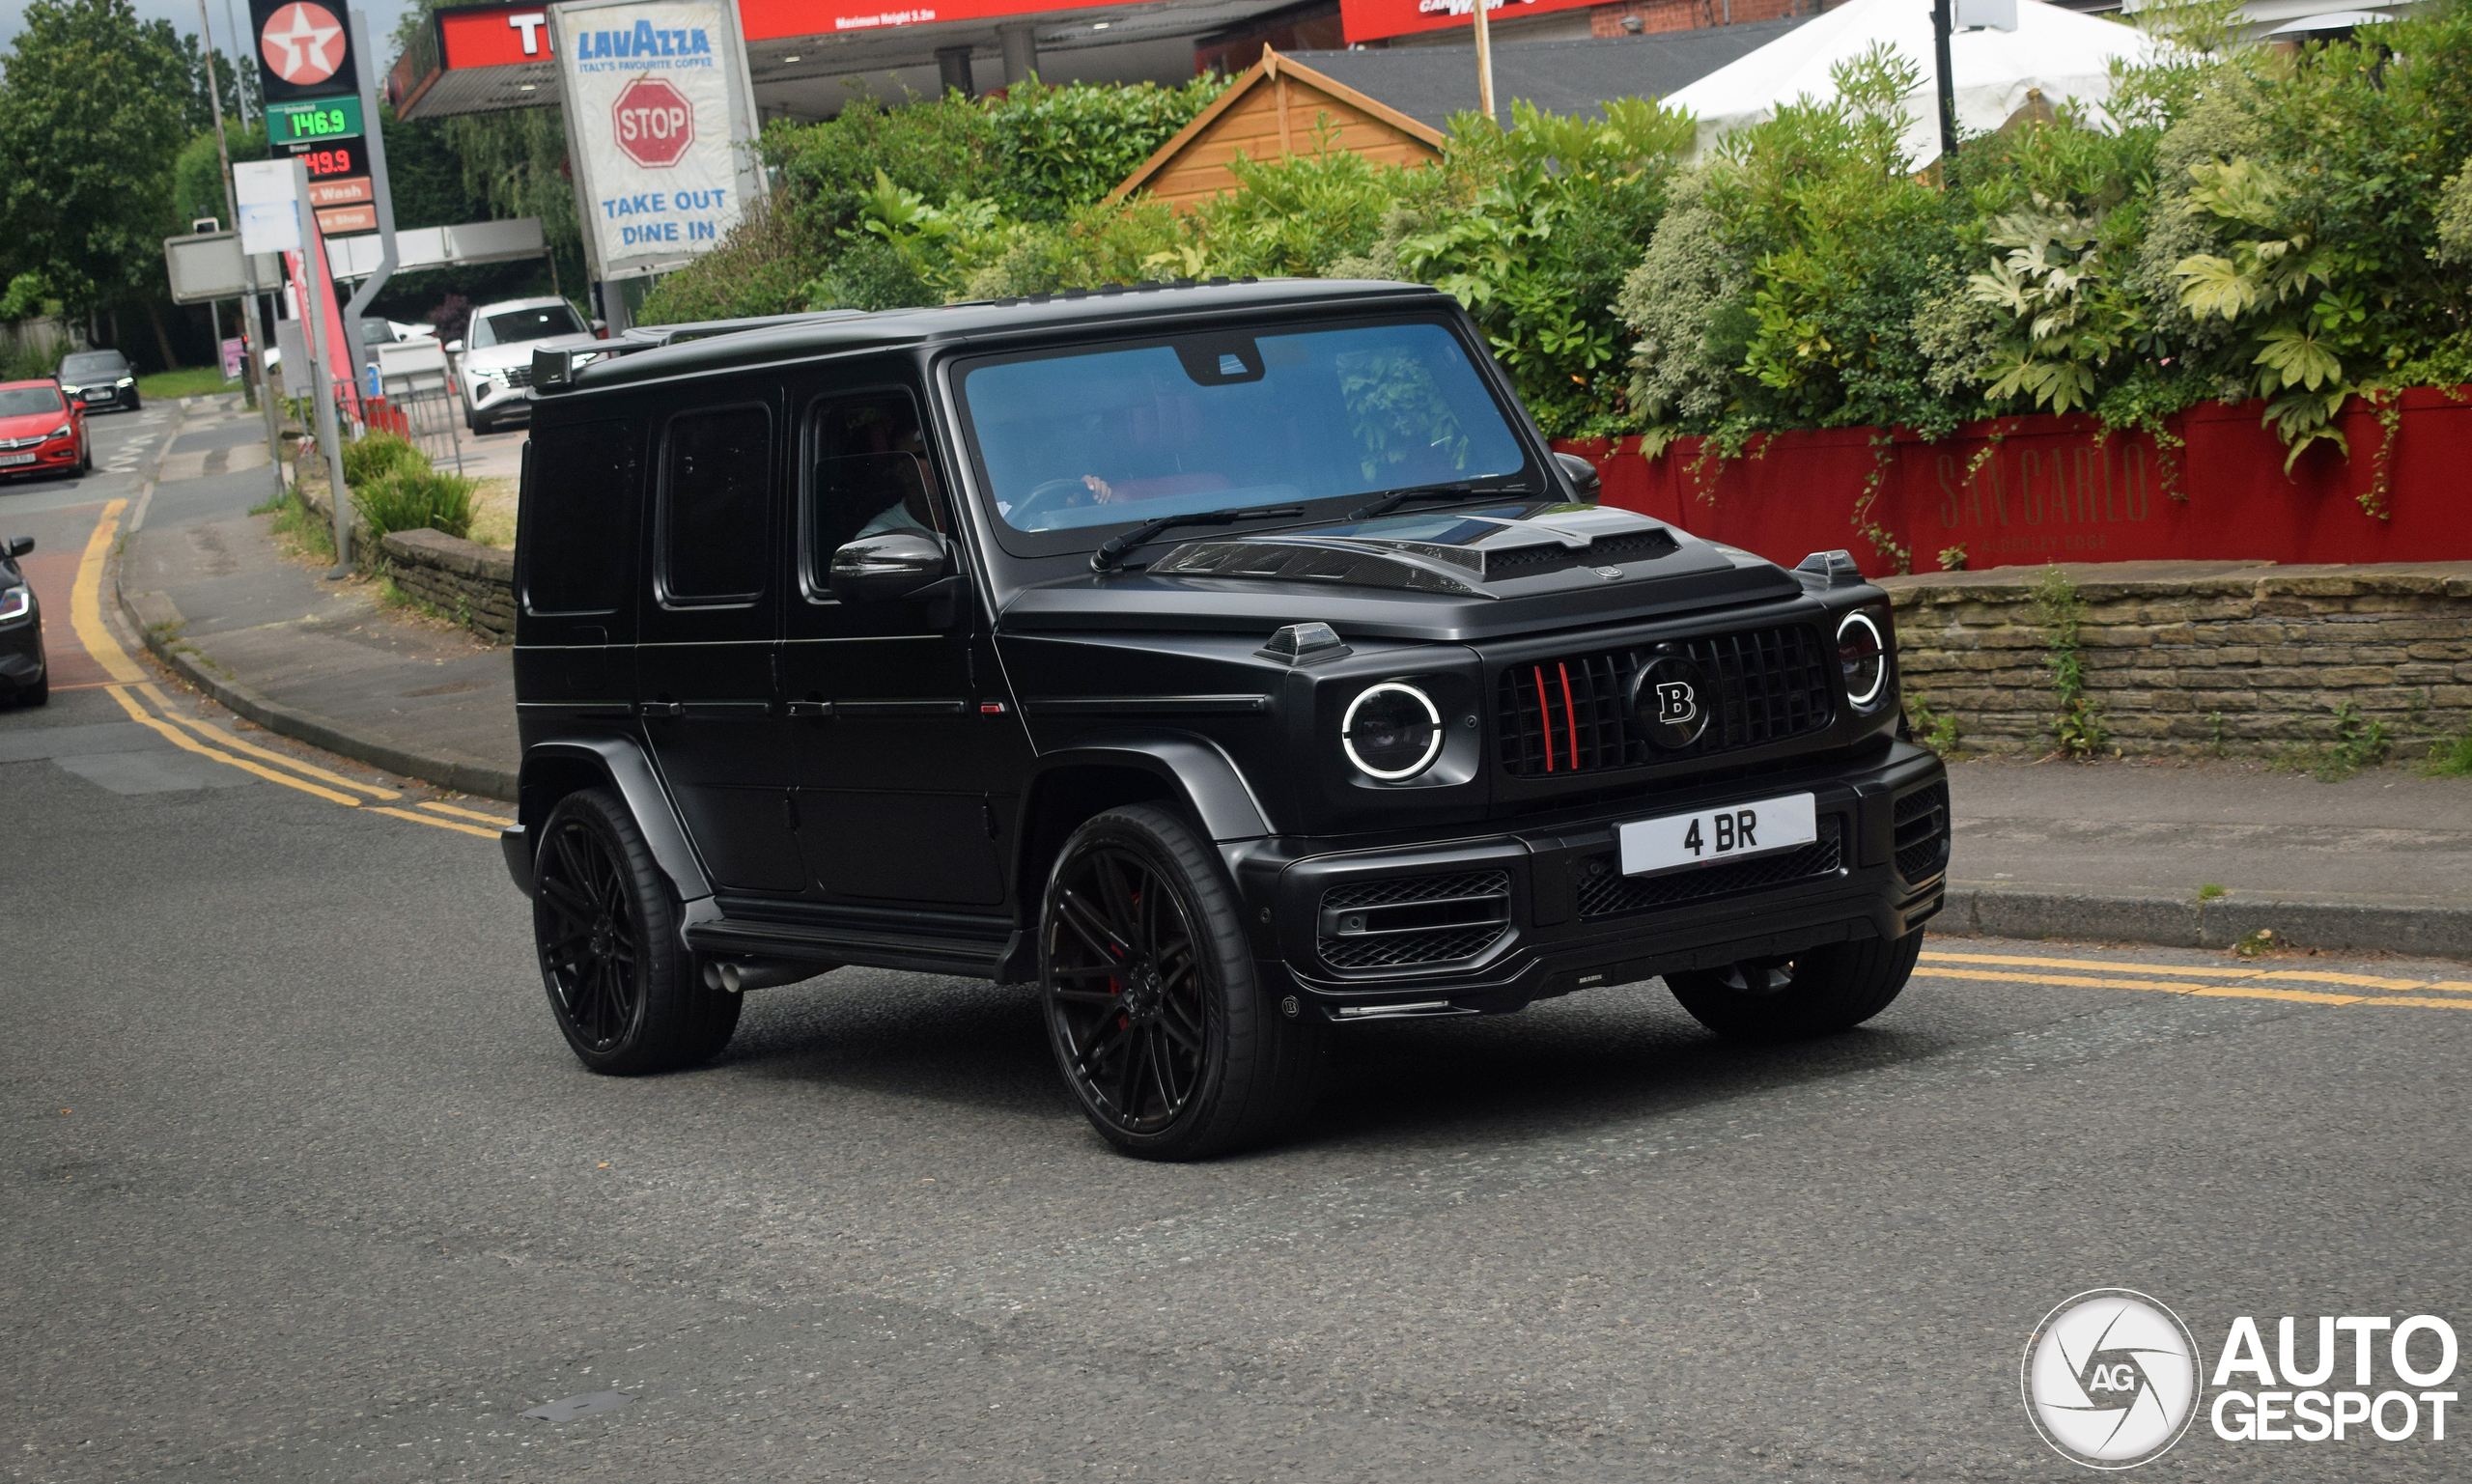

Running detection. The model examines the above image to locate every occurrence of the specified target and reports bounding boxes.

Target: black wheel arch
[511,738,712,905]
[1011,734,1272,919]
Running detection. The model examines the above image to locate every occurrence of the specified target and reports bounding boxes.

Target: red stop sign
[613,77,694,169]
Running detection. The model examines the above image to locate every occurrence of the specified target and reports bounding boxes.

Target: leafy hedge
[642,0,2472,461]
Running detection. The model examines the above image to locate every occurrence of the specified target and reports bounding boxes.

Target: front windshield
[473,304,582,349]
[60,353,126,378]
[959,321,1528,541]
[0,387,64,417]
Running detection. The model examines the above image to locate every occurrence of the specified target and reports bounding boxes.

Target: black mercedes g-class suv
[501,279,1949,1160]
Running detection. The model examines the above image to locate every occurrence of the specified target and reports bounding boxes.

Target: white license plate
[0,453,35,466]
[1617,793,1818,878]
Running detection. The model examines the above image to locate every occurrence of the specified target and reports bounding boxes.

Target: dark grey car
[56,350,138,412]
[0,536,47,706]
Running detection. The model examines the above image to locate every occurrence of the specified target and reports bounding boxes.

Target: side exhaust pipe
[700,959,831,994]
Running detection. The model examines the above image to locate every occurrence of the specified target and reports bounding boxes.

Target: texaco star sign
[260,1,347,87]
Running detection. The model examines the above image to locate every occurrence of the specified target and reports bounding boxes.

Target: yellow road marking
[370,806,501,839]
[1922,950,2459,994]
[135,682,398,798]
[105,686,365,806]
[1914,967,2472,1011]
[70,501,485,841]
[417,799,510,826]
[70,499,146,683]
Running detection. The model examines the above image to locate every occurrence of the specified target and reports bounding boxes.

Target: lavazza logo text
[2023,1289,2459,1469]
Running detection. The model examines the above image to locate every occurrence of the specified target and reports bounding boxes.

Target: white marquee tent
[1663,0,2156,171]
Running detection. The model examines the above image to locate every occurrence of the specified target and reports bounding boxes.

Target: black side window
[807,391,940,592]
[661,406,772,604]
[522,418,634,615]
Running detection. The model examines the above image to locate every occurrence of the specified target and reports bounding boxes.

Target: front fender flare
[510,737,714,904]
[1024,731,1274,845]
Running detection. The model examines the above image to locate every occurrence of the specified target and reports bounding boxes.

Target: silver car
[448,296,604,434]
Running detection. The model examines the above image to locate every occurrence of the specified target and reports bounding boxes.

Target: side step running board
[685,907,1021,982]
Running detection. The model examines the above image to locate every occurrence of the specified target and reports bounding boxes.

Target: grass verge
[136,367,239,400]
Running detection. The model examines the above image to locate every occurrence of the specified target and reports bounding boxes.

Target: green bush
[342,431,427,490]
[640,76,1227,324]
[353,465,478,542]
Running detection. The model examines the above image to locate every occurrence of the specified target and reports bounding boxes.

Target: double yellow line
[1918,950,2472,1011]
[74,498,504,841]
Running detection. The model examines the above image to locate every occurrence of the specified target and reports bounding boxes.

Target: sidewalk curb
[1939,882,2472,960]
[108,403,519,803]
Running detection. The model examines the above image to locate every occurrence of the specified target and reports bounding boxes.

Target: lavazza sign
[549,0,765,282]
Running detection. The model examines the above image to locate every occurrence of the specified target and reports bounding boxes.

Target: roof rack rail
[990,275,1260,309]
[535,310,868,392]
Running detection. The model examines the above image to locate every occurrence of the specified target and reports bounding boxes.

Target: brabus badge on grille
[1626,655,1711,750]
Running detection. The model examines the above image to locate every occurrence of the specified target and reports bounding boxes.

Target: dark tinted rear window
[661,406,771,603]
[521,419,636,615]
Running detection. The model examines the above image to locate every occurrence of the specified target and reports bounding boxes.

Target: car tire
[1039,804,1324,1161]
[1665,929,1924,1043]
[467,411,490,435]
[17,669,47,706]
[78,443,91,472]
[531,786,741,1075]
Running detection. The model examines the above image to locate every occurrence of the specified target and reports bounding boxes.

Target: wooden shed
[1106,48,1447,210]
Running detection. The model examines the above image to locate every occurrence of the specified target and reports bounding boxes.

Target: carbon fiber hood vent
[1148,504,1685,599]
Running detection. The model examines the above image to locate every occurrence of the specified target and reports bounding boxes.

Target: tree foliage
[0,0,214,324]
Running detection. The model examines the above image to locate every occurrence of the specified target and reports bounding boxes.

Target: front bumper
[1228,741,1949,1019]
[0,437,79,476]
[0,615,46,689]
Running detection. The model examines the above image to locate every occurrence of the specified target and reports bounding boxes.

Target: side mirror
[590,319,607,337]
[829,531,949,604]
[69,398,87,411]
[6,536,34,558]
[444,339,464,354]
[1552,450,1602,501]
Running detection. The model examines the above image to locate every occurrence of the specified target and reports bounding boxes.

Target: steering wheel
[1007,476,1102,526]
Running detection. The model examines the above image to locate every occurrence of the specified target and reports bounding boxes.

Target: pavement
[90,394,2472,961]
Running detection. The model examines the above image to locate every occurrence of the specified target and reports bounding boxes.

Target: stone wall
[1883,560,2472,759]
[379,528,516,645]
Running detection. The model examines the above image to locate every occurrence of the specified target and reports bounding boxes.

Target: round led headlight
[1837,609,1890,711]
[1342,682,1443,780]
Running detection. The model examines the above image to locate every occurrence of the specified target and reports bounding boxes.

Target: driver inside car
[853,426,941,539]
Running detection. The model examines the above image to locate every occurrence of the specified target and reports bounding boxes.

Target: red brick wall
[1589,0,1808,38]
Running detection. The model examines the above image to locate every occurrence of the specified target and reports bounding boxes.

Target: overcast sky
[0,0,425,73]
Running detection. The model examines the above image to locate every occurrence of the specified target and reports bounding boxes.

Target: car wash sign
[549,0,763,281]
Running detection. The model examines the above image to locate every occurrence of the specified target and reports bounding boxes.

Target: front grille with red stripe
[1494,624,1834,777]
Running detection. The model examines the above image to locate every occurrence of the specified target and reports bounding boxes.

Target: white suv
[449,296,604,434]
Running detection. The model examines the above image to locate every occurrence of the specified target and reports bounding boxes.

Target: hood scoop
[1148,537,1490,595]
[1148,505,1685,597]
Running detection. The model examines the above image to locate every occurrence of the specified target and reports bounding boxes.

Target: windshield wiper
[1345,480,1531,522]
[1088,503,1306,574]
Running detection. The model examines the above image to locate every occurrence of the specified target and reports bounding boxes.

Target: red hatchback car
[0,379,90,481]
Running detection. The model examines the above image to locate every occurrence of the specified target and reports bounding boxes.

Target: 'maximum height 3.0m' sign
[549,0,766,282]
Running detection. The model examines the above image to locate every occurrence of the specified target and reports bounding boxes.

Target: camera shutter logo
[2023,1289,2203,1469]
[1626,655,1709,750]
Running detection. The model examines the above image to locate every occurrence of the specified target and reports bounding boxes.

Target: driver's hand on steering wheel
[1082,474,1117,503]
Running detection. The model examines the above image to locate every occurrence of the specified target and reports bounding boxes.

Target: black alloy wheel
[1664,928,1924,1042]
[532,787,739,1074]
[1040,805,1322,1160]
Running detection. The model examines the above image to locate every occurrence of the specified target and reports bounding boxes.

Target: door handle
[640,700,684,718]
[784,699,832,718]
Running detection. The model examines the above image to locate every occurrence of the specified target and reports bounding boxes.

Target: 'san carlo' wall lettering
[1931,438,2156,558]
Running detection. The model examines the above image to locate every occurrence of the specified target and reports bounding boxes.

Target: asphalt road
[5,441,2471,1482]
